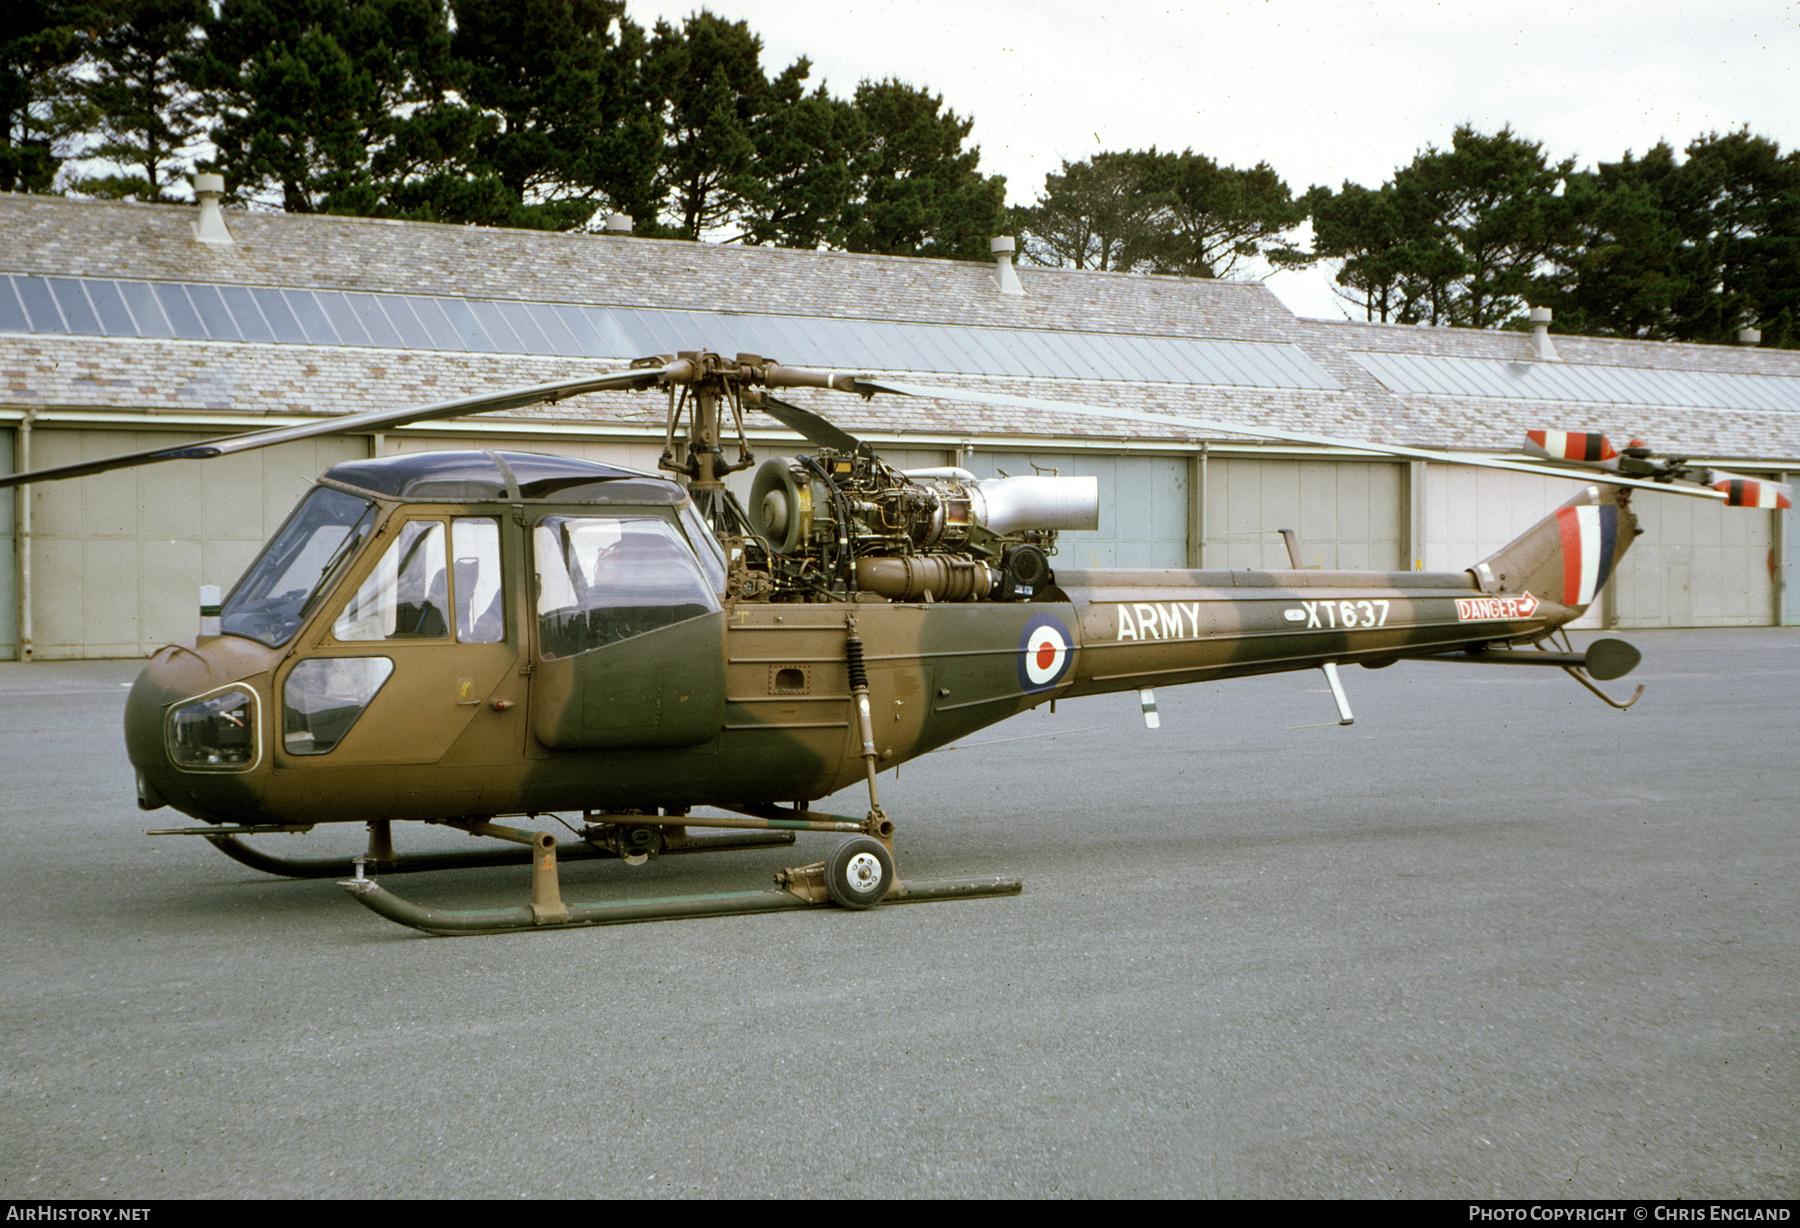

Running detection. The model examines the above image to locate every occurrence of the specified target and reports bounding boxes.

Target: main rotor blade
[0,364,677,490]
[856,378,1730,502]
[754,393,861,453]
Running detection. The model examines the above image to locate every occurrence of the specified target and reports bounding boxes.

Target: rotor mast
[653,352,863,524]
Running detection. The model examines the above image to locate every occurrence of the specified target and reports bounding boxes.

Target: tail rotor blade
[1524,430,1619,466]
[1713,474,1794,508]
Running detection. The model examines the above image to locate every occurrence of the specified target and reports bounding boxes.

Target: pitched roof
[3,192,1797,464]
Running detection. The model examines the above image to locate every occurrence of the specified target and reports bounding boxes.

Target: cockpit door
[275,514,520,768]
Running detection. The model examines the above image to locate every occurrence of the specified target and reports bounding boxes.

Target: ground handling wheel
[824,835,894,909]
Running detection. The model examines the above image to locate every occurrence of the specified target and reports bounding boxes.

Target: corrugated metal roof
[1355,351,1800,412]
[0,272,1341,392]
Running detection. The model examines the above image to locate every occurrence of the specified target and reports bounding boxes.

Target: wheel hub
[844,851,884,893]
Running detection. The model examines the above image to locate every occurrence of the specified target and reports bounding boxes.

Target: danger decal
[1455,593,1540,622]
[1017,613,1075,692]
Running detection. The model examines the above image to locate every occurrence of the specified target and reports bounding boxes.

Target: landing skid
[340,867,1023,935]
[336,810,1022,936]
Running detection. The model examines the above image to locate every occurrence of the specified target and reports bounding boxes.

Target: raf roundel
[1017,613,1075,692]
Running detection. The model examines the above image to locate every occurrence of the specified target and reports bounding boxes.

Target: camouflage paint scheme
[125,453,1636,833]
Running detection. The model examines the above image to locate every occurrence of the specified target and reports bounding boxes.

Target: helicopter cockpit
[134,449,734,822]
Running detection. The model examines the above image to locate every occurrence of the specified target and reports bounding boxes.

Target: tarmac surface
[0,629,1795,1199]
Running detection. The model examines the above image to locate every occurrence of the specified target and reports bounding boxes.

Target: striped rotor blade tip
[1715,477,1794,509]
[1525,430,1618,462]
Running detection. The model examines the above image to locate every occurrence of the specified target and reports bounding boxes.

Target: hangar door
[1612,493,1775,628]
[2,429,14,659]
[24,429,366,658]
[963,451,1188,568]
[1205,458,1405,571]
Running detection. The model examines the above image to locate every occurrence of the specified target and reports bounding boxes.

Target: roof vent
[990,235,1024,297]
[602,212,633,236]
[1737,326,1762,346]
[1528,306,1560,361]
[192,173,233,245]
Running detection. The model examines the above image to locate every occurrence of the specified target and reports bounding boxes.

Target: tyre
[824,836,893,910]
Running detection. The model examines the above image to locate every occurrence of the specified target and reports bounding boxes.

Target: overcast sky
[627,0,1800,318]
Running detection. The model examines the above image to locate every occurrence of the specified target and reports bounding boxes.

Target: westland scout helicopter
[3,352,1789,934]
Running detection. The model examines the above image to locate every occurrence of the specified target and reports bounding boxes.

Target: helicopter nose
[125,640,278,822]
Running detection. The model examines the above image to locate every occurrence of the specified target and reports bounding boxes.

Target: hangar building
[3,190,1796,660]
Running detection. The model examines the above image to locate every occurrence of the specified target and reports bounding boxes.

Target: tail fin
[1472,485,1639,617]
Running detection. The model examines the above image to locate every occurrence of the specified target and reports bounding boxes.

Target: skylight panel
[217,286,274,343]
[116,281,171,338]
[0,278,28,334]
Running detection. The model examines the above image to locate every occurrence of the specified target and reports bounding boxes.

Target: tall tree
[193,0,474,215]
[442,0,659,231]
[1307,178,1452,323]
[1539,132,1799,347]
[1540,143,1695,339]
[1,0,94,194]
[63,0,207,203]
[1311,126,1574,328]
[643,10,778,240]
[1678,130,1800,346]
[1015,149,1307,278]
[738,63,862,249]
[1126,150,1308,279]
[1013,154,1158,271]
[843,79,1004,261]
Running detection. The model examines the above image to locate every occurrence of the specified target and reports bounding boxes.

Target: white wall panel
[1424,465,1775,628]
[1424,467,1600,627]
[26,429,364,659]
[1424,467,1595,572]
[1,429,14,659]
[1612,493,1773,628]
[1783,478,1796,627]
[1207,458,1404,571]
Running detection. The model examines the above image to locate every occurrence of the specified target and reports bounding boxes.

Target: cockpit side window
[533,515,721,658]
[334,521,451,641]
[678,500,728,593]
[452,517,505,643]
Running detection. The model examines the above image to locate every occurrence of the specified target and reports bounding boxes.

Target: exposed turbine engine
[745,450,1098,601]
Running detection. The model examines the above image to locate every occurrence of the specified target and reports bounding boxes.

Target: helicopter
[2,351,1789,935]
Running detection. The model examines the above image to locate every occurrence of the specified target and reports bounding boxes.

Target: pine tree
[1016,150,1306,279]
[441,0,659,231]
[1014,154,1158,271]
[1,0,94,194]
[739,64,862,249]
[1311,127,1574,328]
[843,79,1004,261]
[1678,130,1800,346]
[194,0,474,215]
[1543,144,1694,339]
[64,0,207,203]
[644,11,777,240]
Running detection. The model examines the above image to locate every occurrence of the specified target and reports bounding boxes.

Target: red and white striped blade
[1713,474,1794,509]
[1524,430,1619,465]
